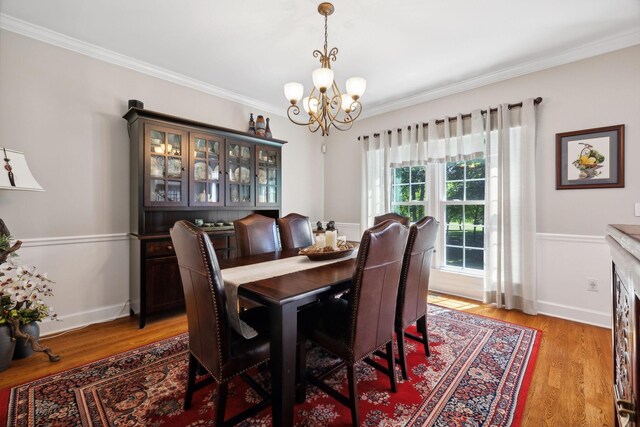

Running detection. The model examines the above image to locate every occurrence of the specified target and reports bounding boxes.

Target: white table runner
[221,251,358,338]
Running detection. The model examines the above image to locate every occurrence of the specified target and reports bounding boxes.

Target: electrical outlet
[635,203,640,217]
[587,278,599,292]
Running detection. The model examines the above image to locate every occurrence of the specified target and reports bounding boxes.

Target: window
[443,159,485,271]
[391,166,426,222]
[390,159,485,273]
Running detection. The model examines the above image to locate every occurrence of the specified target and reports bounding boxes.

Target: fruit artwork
[572,142,605,179]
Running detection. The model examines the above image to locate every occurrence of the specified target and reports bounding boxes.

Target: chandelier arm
[327,47,338,63]
[287,104,314,127]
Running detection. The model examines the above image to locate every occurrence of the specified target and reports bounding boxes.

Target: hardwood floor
[0,295,613,426]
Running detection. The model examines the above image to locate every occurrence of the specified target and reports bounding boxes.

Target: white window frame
[437,160,485,276]
[390,165,428,222]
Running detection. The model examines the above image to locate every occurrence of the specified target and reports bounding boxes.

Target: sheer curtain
[361,112,484,229]
[483,99,537,314]
[361,98,538,314]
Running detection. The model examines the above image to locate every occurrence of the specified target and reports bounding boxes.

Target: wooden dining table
[218,248,356,427]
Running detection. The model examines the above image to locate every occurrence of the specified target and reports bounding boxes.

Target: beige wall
[323,45,640,235]
[0,30,324,333]
[0,30,324,239]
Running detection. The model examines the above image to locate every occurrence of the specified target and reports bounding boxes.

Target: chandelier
[284,2,366,136]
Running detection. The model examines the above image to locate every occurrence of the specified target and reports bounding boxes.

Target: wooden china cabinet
[124,107,285,327]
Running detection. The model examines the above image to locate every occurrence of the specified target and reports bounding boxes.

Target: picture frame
[556,124,624,190]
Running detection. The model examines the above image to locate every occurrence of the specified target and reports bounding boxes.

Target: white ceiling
[1,0,639,117]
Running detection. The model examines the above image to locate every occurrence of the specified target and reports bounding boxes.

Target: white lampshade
[303,97,319,114]
[0,148,43,191]
[312,67,334,92]
[346,77,366,99]
[341,94,354,112]
[284,82,304,104]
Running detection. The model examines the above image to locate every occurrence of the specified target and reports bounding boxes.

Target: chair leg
[184,353,198,410]
[385,341,397,392]
[396,329,409,381]
[347,364,360,426]
[417,315,430,356]
[215,382,228,427]
[296,339,307,403]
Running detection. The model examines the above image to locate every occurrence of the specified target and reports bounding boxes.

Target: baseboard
[537,300,611,329]
[39,300,131,336]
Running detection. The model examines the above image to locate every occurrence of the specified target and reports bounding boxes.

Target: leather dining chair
[373,212,410,227]
[277,213,314,250]
[296,220,409,426]
[395,216,439,380]
[170,220,271,426]
[234,213,279,256]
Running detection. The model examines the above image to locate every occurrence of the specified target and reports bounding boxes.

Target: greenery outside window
[443,159,485,271]
[391,166,426,223]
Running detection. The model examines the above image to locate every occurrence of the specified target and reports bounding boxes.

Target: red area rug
[1,306,540,426]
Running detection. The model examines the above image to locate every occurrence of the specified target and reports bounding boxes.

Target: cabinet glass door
[226,140,253,206]
[256,145,280,206]
[144,125,187,207]
[190,133,224,206]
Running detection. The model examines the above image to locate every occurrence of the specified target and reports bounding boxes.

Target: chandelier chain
[323,13,328,59]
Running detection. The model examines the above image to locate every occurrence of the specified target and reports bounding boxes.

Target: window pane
[395,167,410,184]
[446,246,463,267]
[446,182,464,200]
[465,249,484,270]
[466,180,485,200]
[466,226,484,248]
[411,184,426,201]
[411,166,426,183]
[446,161,464,181]
[466,159,485,179]
[394,185,410,202]
[409,205,425,222]
[445,205,463,245]
[466,205,484,227]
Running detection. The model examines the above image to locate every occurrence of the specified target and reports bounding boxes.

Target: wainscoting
[18,234,130,335]
[14,227,611,336]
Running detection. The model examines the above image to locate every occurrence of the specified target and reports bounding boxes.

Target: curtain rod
[357,97,543,140]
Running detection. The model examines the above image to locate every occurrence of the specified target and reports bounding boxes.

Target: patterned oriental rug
[0,306,540,426]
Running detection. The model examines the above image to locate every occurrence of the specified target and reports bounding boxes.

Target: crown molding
[363,29,640,119]
[0,14,285,117]
[2,13,639,122]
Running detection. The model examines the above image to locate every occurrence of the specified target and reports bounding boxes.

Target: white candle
[315,234,326,248]
[325,230,338,250]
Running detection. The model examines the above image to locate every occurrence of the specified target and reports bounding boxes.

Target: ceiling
[1,0,639,117]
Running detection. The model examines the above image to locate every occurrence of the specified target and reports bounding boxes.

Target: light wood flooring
[0,294,613,426]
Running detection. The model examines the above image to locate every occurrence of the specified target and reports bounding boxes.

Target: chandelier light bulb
[312,67,334,93]
[303,97,319,115]
[284,82,304,104]
[341,94,353,112]
[346,77,366,99]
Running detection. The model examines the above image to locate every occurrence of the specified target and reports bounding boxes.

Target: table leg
[269,303,297,427]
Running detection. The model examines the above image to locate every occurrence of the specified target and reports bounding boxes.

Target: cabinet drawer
[146,240,176,257]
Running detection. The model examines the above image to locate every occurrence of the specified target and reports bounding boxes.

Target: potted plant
[0,233,60,371]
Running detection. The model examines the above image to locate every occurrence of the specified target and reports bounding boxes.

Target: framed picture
[556,124,624,190]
